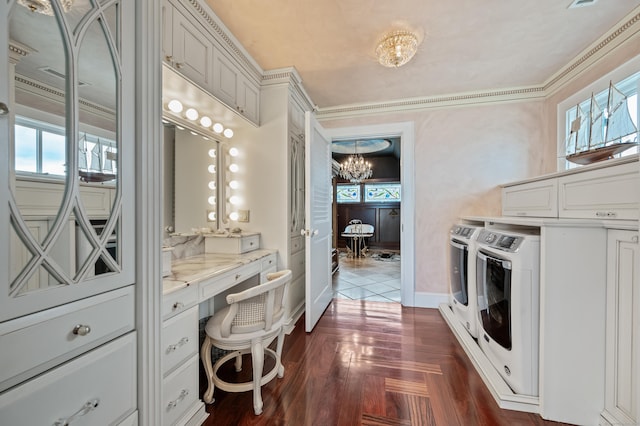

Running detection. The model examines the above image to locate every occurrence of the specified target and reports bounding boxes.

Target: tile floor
[332,251,401,302]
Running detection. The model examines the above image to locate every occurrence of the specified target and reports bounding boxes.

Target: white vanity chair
[200,269,292,415]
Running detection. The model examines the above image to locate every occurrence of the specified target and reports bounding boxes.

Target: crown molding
[262,67,315,110]
[15,75,115,121]
[317,7,640,121]
[182,0,263,83]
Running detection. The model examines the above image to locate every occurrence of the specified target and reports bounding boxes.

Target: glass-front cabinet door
[0,0,134,321]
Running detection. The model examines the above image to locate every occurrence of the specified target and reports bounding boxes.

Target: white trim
[413,292,450,309]
[324,121,416,307]
[135,0,164,424]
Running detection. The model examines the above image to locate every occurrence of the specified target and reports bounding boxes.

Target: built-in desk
[160,249,277,426]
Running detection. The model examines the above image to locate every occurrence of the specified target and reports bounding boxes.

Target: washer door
[477,250,512,350]
[449,239,468,306]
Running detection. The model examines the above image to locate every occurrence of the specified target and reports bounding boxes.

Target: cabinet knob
[0,102,8,116]
[164,55,173,63]
[172,301,184,311]
[175,62,183,69]
[72,324,91,336]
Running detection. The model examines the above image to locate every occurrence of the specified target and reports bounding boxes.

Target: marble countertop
[162,248,276,295]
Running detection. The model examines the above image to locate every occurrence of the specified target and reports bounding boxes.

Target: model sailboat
[566,81,638,165]
[78,133,117,183]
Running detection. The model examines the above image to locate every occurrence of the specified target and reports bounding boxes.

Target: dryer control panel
[477,229,524,252]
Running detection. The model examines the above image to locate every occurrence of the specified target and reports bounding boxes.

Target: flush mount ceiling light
[376,30,419,68]
[18,0,74,15]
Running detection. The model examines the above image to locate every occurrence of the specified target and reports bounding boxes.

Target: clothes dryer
[448,224,483,338]
[475,228,540,396]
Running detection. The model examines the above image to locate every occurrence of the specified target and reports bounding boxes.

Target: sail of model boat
[78,133,88,171]
[78,137,116,182]
[605,81,638,147]
[566,81,638,165]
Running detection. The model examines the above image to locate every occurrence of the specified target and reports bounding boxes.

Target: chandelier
[376,30,419,68]
[18,0,74,15]
[339,141,373,183]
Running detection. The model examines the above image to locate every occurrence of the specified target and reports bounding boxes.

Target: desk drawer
[162,354,200,426]
[290,235,304,254]
[162,306,199,376]
[163,284,198,320]
[0,332,136,425]
[0,286,134,393]
[200,262,261,301]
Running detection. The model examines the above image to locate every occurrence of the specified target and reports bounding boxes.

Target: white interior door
[304,111,333,332]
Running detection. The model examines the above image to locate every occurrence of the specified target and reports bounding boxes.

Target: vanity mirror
[1,0,135,321]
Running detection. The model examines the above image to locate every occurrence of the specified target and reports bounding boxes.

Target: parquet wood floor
[202,299,571,426]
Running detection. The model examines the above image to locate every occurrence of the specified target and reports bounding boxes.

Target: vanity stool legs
[251,338,264,415]
[200,336,215,404]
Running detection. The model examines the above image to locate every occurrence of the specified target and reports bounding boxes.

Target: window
[15,118,67,176]
[336,184,361,203]
[562,71,639,169]
[364,183,401,202]
[14,116,117,179]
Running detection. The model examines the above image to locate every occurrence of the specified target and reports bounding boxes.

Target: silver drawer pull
[54,398,100,425]
[166,337,190,354]
[72,324,91,336]
[167,389,189,410]
[172,302,184,311]
[235,274,241,280]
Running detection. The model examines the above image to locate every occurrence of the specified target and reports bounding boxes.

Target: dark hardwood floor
[202,299,571,425]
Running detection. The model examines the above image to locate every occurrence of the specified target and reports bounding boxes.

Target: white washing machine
[475,228,540,396]
[448,224,483,338]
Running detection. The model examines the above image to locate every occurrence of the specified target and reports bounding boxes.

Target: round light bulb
[223,128,234,138]
[212,123,224,133]
[167,99,183,113]
[208,196,216,205]
[229,180,239,189]
[207,211,217,221]
[229,147,239,157]
[207,165,216,174]
[185,108,199,121]
[200,116,212,127]
[229,195,241,205]
[229,212,239,221]
[208,149,216,158]
[229,163,239,173]
[208,181,216,190]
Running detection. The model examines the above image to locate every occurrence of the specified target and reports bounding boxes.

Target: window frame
[557,55,640,171]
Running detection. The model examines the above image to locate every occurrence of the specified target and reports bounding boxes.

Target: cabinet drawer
[502,178,558,218]
[162,306,199,377]
[290,235,305,254]
[262,253,276,271]
[204,233,260,254]
[0,286,134,392]
[200,262,261,301]
[559,161,639,220]
[0,332,136,425]
[290,249,305,281]
[163,284,198,320]
[162,354,200,426]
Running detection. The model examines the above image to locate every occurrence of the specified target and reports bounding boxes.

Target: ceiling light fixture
[340,141,373,183]
[18,0,73,15]
[376,30,419,68]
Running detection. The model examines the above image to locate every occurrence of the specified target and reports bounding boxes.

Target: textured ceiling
[206,0,640,109]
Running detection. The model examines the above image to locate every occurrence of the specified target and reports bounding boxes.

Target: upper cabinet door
[0,0,135,321]
[170,8,213,89]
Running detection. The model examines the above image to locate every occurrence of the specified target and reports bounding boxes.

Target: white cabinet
[501,157,639,220]
[163,3,213,90]
[559,161,639,220]
[502,178,558,218]
[0,332,137,426]
[602,229,640,426]
[212,48,260,124]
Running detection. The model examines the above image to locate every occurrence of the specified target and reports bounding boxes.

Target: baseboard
[285,300,305,334]
[413,291,449,308]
